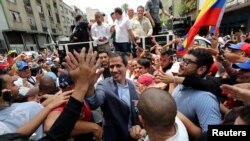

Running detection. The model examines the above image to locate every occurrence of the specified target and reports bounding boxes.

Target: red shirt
[54,100,92,121]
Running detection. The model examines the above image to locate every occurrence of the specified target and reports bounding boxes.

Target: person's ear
[196,65,207,76]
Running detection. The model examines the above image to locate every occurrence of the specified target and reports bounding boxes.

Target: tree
[121,3,129,15]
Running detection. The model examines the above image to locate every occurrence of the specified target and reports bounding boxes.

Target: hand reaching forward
[155,70,174,84]
[221,84,250,104]
[63,47,100,88]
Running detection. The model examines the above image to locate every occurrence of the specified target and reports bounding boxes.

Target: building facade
[220,0,250,35]
[0,0,78,54]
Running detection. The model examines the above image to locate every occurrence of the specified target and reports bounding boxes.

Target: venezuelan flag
[181,0,226,49]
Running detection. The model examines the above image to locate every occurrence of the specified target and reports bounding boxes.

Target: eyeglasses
[180,58,198,66]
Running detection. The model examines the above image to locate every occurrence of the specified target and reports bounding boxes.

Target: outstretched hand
[63,47,100,87]
[155,70,174,84]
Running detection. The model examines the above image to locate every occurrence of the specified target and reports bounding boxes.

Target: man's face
[178,54,199,77]
[95,14,102,24]
[128,9,134,18]
[137,7,144,19]
[224,48,245,63]
[99,53,109,68]
[114,12,121,20]
[111,14,116,22]
[109,56,127,83]
[137,64,148,75]
[4,75,19,98]
[18,67,31,78]
[160,55,171,69]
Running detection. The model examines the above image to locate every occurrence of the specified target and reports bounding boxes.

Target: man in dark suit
[86,51,139,141]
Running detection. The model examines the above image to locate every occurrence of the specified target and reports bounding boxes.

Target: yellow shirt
[131,16,153,37]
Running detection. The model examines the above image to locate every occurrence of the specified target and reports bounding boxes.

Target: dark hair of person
[0,68,7,75]
[137,58,151,69]
[222,106,243,125]
[238,105,250,124]
[160,48,175,60]
[114,7,123,15]
[109,51,128,66]
[50,65,58,77]
[110,12,114,17]
[98,50,110,58]
[75,15,82,22]
[137,5,144,11]
[187,48,214,78]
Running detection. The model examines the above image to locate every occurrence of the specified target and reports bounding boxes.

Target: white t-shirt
[114,17,132,43]
[144,117,189,141]
[14,76,36,96]
[0,102,44,140]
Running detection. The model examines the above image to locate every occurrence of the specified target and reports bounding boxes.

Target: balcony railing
[226,0,250,8]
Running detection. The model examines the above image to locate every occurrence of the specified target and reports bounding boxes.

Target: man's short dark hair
[98,50,110,57]
[187,48,214,77]
[137,5,144,11]
[109,51,128,66]
[110,12,114,17]
[75,15,82,22]
[137,58,151,69]
[114,7,123,15]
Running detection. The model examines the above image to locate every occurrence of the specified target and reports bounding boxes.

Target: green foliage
[121,3,129,14]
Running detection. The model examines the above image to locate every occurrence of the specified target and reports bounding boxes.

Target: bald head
[39,76,55,94]
[138,88,177,131]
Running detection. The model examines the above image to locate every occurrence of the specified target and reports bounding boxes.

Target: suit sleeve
[85,81,106,110]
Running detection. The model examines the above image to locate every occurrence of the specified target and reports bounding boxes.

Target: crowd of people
[0,0,250,141]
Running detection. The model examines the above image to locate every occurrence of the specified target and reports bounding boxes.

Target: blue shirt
[87,80,132,129]
[172,84,221,132]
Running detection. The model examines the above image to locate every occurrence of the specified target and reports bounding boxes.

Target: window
[28,16,35,26]
[8,0,16,3]
[48,9,52,17]
[37,5,43,13]
[60,5,63,11]
[10,10,22,22]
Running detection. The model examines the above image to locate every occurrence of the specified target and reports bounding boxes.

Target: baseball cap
[227,42,244,50]
[228,42,250,56]
[16,60,28,71]
[58,73,74,88]
[232,60,250,70]
[7,50,17,56]
[137,74,155,86]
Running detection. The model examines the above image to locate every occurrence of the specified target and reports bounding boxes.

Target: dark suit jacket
[87,77,139,141]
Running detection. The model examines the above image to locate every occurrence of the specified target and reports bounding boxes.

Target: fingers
[68,52,79,66]
[90,51,97,67]
[65,55,75,70]
[85,47,93,65]
[73,50,80,62]
[93,58,101,72]
[79,47,86,64]
[61,90,74,96]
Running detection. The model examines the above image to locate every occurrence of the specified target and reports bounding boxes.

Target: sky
[63,0,148,22]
